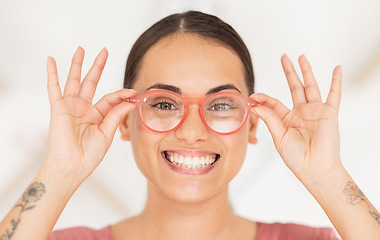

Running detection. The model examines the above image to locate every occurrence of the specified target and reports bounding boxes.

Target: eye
[208,102,237,111]
[150,101,178,110]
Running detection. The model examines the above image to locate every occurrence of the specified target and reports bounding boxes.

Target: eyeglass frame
[126,89,257,135]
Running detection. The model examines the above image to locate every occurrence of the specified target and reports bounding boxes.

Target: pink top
[48,222,340,239]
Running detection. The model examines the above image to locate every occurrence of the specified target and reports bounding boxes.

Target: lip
[161,149,220,176]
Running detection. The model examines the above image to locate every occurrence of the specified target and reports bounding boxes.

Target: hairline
[131,32,247,90]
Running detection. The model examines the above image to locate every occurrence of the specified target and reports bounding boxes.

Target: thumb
[251,105,287,149]
[99,102,136,146]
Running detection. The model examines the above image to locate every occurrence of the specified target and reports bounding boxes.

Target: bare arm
[0,47,137,240]
[308,168,380,240]
[0,169,78,240]
[250,54,380,239]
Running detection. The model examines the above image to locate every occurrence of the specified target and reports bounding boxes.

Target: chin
[165,182,227,204]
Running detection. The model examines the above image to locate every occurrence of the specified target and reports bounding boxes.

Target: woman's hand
[45,47,137,182]
[250,54,343,185]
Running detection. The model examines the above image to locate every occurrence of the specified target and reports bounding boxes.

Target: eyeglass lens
[203,94,246,133]
[139,91,247,134]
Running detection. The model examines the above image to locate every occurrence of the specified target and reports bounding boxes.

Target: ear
[119,113,131,141]
[248,111,258,144]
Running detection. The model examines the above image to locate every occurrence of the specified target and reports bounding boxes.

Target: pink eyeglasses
[127,89,256,135]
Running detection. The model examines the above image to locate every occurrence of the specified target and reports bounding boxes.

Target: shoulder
[256,222,340,240]
[48,226,113,240]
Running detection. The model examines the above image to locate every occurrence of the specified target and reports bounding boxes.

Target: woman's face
[120,34,258,203]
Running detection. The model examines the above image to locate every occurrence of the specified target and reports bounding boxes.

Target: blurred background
[1,0,379,231]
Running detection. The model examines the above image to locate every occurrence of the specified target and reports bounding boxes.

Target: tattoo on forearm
[343,181,380,225]
[0,182,46,239]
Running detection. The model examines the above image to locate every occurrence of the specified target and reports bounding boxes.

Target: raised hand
[250,54,343,184]
[45,47,137,182]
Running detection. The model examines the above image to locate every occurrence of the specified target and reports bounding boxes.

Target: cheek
[222,125,249,174]
[228,123,249,152]
[128,110,142,143]
[129,112,154,168]
[128,111,166,178]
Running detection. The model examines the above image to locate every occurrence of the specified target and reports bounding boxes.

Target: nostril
[175,115,209,142]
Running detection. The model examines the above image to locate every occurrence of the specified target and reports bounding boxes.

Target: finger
[249,93,290,121]
[98,102,136,146]
[94,89,138,118]
[63,47,85,97]
[298,55,322,102]
[326,65,342,110]
[47,56,62,104]
[281,54,307,106]
[79,48,108,102]
[251,105,287,149]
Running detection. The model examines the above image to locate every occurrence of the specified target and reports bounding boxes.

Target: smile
[163,151,220,169]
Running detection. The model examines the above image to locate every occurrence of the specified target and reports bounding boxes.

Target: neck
[138,182,237,239]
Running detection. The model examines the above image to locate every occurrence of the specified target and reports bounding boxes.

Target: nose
[175,104,209,143]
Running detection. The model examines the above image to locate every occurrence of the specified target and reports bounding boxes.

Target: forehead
[133,34,248,96]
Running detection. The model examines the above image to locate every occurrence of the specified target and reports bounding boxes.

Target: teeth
[179,154,184,165]
[185,156,192,168]
[205,156,210,165]
[165,152,217,169]
[200,156,206,166]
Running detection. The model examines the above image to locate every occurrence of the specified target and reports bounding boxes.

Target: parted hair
[123,10,254,95]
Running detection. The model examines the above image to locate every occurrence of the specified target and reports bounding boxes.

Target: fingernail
[124,88,137,92]
[128,89,138,93]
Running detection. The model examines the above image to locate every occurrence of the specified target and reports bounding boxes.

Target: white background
[1,0,379,231]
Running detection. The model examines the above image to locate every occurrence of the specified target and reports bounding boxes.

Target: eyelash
[208,102,237,111]
[149,101,178,110]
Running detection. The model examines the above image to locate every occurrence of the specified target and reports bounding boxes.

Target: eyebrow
[145,83,241,95]
[145,83,182,94]
[206,84,241,95]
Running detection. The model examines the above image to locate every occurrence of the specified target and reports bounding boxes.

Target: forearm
[305,166,380,240]
[0,163,80,240]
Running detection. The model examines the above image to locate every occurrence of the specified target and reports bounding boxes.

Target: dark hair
[124,10,254,95]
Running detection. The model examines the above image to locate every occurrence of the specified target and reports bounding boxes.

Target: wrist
[37,160,85,197]
[301,164,351,205]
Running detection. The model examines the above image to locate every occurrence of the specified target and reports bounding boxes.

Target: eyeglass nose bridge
[181,96,205,106]
[176,97,210,136]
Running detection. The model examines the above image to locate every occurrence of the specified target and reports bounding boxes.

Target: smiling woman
[1,10,380,240]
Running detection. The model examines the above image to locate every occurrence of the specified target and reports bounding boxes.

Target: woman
[1,11,379,240]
